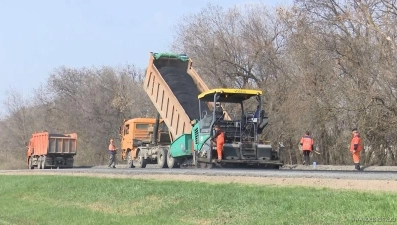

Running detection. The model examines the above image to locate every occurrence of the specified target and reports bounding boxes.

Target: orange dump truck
[26,132,77,169]
[119,116,171,168]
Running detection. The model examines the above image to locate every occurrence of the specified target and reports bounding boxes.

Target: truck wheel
[157,148,168,168]
[134,150,147,168]
[127,151,134,168]
[41,156,46,169]
[67,157,74,168]
[167,151,180,169]
[28,157,33,169]
[37,156,42,169]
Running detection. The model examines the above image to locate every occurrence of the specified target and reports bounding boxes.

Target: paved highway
[2,164,397,181]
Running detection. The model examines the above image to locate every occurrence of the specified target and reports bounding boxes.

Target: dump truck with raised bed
[141,52,283,168]
[143,52,230,140]
[26,132,77,169]
[119,116,171,168]
[134,52,229,168]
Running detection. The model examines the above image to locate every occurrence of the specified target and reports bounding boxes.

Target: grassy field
[0,175,396,225]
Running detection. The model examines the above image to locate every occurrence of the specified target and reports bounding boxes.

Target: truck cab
[119,117,171,168]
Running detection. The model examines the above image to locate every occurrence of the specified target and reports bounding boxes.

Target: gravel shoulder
[1,164,397,193]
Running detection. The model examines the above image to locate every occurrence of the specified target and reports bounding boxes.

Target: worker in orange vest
[300,131,314,166]
[211,124,225,162]
[350,128,362,170]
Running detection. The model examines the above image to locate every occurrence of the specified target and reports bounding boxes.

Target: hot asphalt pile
[159,66,209,120]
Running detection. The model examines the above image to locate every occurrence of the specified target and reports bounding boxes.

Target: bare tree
[0,64,155,168]
[171,1,397,165]
[43,65,155,165]
[3,1,397,168]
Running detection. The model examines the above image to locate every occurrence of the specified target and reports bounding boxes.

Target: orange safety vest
[217,131,225,144]
[350,134,362,152]
[300,135,313,151]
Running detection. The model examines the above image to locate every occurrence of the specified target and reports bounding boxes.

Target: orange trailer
[26,132,77,169]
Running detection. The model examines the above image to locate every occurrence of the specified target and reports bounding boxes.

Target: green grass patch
[0,175,396,225]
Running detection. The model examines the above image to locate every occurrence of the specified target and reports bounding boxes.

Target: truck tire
[37,156,42,169]
[127,151,135,168]
[41,156,46,169]
[167,151,180,169]
[134,150,147,168]
[28,157,33,169]
[157,148,168,168]
[66,157,74,168]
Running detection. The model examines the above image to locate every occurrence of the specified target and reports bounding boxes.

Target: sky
[0,0,292,115]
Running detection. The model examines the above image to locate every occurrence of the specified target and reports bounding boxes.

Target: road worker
[211,124,225,162]
[108,138,118,168]
[300,131,314,166]
[350,128,362,171]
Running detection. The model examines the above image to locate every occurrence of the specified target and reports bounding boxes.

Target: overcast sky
[0,0,292,115]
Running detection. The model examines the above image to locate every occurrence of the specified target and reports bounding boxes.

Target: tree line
[0,65,157,168]
[1,1,397,168]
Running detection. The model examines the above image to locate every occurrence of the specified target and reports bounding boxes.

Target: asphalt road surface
[2,164,397,181]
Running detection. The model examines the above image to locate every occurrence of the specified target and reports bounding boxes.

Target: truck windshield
[136,124,149,130]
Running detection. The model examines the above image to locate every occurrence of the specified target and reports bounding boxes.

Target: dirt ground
[1,170,397,193]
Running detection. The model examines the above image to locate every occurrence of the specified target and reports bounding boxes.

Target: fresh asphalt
[5,165,396,181]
